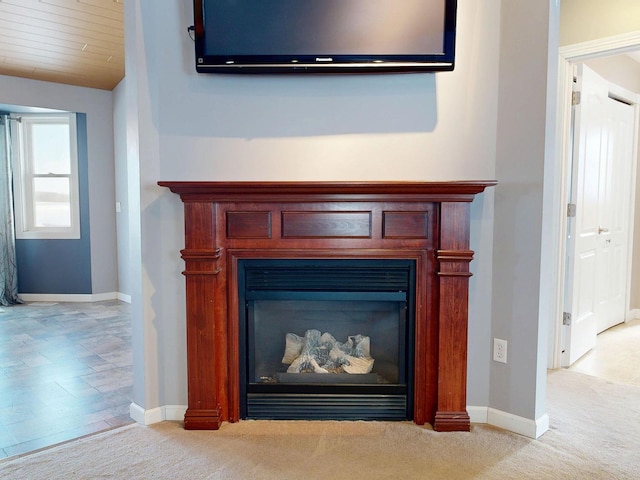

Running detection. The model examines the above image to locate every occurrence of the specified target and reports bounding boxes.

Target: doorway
[549,33,640,369]
[563,63,638,366]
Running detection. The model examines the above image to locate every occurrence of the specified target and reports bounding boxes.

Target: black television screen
[193,0,457,73]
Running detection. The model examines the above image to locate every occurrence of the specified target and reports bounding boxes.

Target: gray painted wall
[0,75,118,297]
[15,114,92,294]
[490,0,555,420]
[126,0,561,424]
[113,80,131,299]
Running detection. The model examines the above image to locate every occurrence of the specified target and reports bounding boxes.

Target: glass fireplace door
[238,259,415,420]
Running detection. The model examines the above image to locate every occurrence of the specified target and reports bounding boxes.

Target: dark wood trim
[433,411,472,432]
[158,180,497,203]
[435,203,473,431]
[159,181,495,432]
[183,409,222,430]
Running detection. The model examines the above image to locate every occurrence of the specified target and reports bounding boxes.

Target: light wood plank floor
[0,300,132,458]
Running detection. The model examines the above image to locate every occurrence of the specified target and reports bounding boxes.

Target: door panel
[565,65,605,365]
[595,98,634,333]
[564,65,635,366]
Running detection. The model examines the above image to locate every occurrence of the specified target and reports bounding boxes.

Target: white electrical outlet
[493,338,507,363]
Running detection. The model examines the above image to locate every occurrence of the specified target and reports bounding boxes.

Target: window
[11,113,80,239]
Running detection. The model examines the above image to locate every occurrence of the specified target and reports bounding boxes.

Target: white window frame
[11,113,80,240]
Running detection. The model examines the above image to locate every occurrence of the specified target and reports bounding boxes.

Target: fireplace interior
[238,259,415,420]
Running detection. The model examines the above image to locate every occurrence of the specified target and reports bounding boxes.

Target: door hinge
[572,91,581,106]
[563,312,572,326]
[567,203,576,217]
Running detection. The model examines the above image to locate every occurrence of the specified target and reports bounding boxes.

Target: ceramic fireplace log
[282,329,374,375]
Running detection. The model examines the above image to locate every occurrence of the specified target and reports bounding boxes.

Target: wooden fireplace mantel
[158,180,496,432]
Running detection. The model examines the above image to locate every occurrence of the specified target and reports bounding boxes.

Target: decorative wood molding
[559,31,640,60]
[184,408,222,430]
[158,180,495,202]
[159,180,496,432]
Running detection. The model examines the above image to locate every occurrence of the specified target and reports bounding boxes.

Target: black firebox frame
[238,258,416,421]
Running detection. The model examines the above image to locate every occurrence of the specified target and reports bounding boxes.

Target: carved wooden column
[181,201,224,429]
[434,202,472,431]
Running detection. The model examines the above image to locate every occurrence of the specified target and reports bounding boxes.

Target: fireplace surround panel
[158,181,496,432]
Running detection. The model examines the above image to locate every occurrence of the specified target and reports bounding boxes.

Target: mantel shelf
[158,180,497,203]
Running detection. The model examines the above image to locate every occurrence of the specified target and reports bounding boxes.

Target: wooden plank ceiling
[0,0,124,91]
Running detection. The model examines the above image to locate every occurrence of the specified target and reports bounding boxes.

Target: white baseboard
[627,309,640,321]
[117,292,132,303]
[466,406,488,424]
[130,403,187,425]
[484,407,549,439]
[128,402,548,439]
[467,405,548,438]
[164,405,188,421]
[19,292,129,303]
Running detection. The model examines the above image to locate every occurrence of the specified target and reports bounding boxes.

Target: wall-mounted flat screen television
[193,0,457,74]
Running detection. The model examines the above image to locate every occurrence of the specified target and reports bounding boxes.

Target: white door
[563,65,636,366]
[595,95,635,333]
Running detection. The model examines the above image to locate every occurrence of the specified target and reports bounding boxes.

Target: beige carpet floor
[0,369,638,479]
